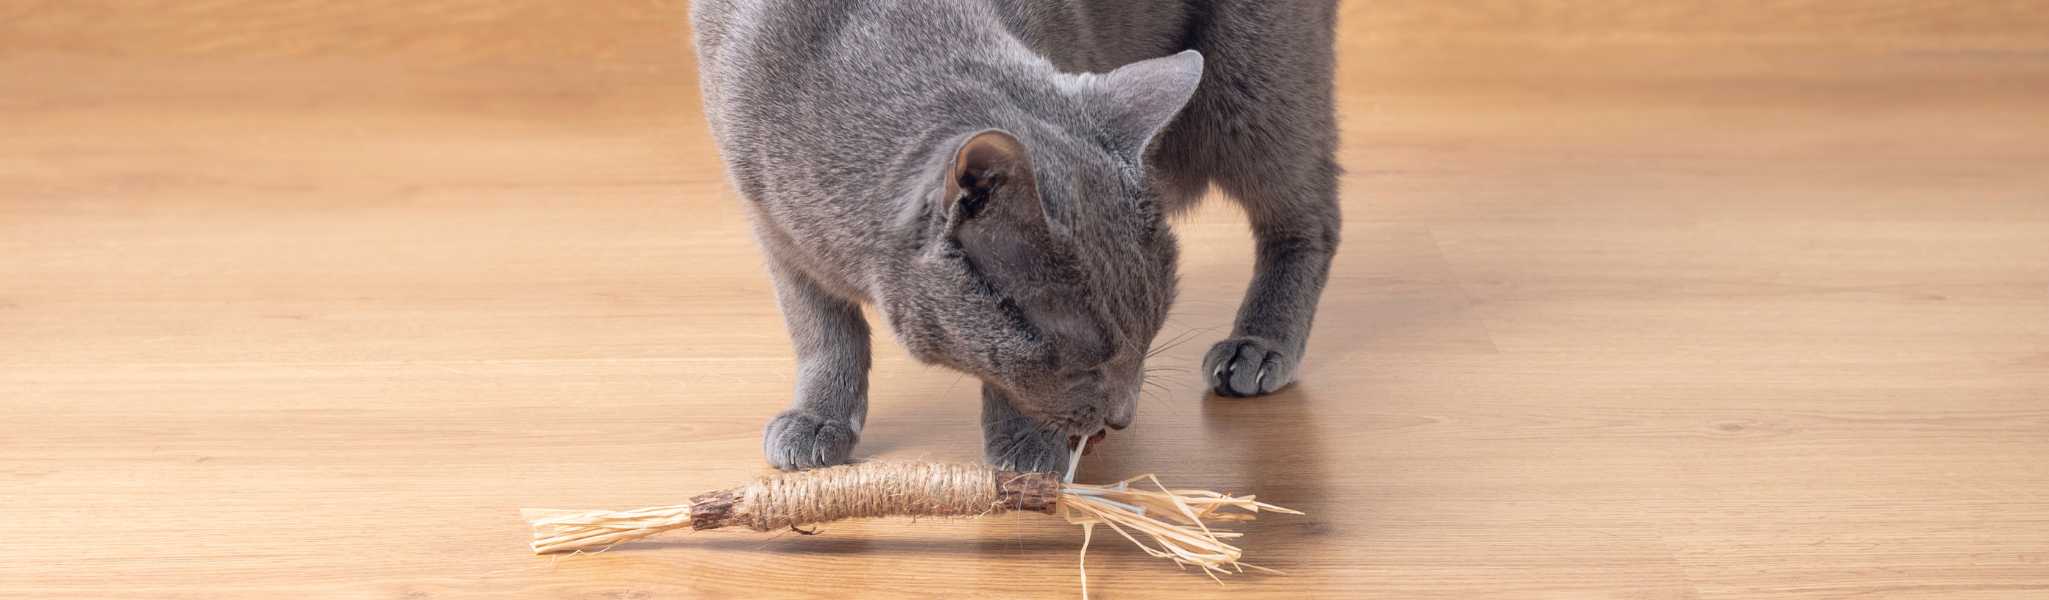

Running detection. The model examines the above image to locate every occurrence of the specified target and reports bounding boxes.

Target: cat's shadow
[1167,220,1484,366]
[1065,383,1335,574]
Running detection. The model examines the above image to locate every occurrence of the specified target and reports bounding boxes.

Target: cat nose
[1105,396,1135,430]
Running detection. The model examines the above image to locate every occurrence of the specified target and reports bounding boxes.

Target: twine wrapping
[740,461,1029,530]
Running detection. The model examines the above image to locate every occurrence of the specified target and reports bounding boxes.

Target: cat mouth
[1066,429,1108,454]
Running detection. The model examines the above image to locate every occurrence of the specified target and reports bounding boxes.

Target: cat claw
[764,409,858,470]
[1204,336,1299,397]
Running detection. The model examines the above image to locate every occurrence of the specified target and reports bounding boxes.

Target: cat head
[889,51,1204,438]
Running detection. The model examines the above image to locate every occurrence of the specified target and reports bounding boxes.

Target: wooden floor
[6,2,2049,598]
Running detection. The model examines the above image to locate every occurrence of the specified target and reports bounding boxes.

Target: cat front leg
[1173,2,1342,398]
[1191,100,1341,397]
[761,261,870,470]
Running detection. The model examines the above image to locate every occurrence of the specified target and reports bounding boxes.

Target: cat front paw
[1203,335,1299,397]
[983,418,1068,473]
[764,409,858,470]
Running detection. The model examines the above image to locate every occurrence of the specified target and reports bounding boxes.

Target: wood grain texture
[4,1,2048,598]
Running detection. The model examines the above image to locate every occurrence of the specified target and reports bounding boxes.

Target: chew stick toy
[523,440,1300,595]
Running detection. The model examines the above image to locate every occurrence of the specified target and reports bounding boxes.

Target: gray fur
[691,0,1340,471]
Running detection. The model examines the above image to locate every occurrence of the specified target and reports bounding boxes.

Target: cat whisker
[1142,328,1203,359]
[1145,328,1218,360]
[1138,389,1182,419]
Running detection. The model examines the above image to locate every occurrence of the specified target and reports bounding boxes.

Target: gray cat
[690,0,1340,472]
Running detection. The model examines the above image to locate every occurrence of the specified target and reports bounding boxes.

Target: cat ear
[942,129,1042,229]
[1085,50,1204,160]
[943,130,1070,288]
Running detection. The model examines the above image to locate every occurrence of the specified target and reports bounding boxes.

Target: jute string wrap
[741,462,1009,531]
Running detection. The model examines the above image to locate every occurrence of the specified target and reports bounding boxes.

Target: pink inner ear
[955,130,1029,176]
[946,129,1033,208]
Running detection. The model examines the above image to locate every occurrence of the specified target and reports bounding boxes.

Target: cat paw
[1203,336,1298,397]
[984,419,1068,473]
[764,409,857,470]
